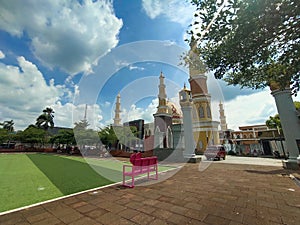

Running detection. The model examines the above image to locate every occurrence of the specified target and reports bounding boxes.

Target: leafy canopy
[189,0,300,95]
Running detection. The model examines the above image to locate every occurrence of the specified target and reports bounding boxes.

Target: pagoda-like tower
[219,101,228,131]
[113,93,122,126]
[153,72,173,149]
[187,37,220,153]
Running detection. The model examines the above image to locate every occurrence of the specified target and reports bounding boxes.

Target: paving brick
[184,208,208,221]
[98,202,126,213]
[203,214,231,225]
[151,209,173,220]
[96,212,122,225]
[168,205,188,215]
[117,208,138,220]
[0,212,26,225]
[71,201,88,208]
[165,212,190,224]
[130,212,156,225]
[58,211,84,224]
[69,216,99,225]
[148,218,170,225]
[30,216,61,225]
[86,208,108,219]
[75,204,98,213]
[26,211,53,224]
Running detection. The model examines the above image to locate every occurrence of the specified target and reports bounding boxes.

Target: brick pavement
[1,162,300,225]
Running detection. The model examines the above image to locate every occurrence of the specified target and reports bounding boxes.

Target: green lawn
[0,153,174,213]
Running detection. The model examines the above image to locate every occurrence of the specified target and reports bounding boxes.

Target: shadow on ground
[27,154,122,195]
[244,169,288,175]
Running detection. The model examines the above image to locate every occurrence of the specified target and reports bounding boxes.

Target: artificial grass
[0,153,175,213]
[0,154,114,212]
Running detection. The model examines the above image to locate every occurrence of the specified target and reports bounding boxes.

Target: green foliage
[50,129,76,146]
[98,125,140,149]
[294,101,300,110]
[20,125,47,146]
[265,101,299,130]
[266,114,281,130]
[0,129,9,144]
[98,125,118,148]
[189,0,300,95]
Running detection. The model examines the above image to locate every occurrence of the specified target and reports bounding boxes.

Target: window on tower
[207,106,211,118]
[199,106,204,118]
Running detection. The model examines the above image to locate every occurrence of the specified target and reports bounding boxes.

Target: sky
[0,0,299,131]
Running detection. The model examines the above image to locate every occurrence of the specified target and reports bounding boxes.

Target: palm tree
[36,107,55,130]
[74,119,89,130]
[0,120,14,132]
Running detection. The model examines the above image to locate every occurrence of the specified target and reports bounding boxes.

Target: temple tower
[153,72,173,149]
[187,36,220,153]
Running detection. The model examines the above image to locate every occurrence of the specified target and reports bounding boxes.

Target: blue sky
[0,0,298,131]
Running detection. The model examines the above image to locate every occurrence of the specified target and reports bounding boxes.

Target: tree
[50,129,76,147]
[98,125,118,149]
[74,119,89,130]
[188,0,300,94]
[266,101,300,130]
[0,120,15,146]
[294,101,300,110]
[0,120,14,132]
[266,114,281,130]
[36,107,55,130]
[98,125,140,150]
[20,125,47,148]
[0,129,9,144]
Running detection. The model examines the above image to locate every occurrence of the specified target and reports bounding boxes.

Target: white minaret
[155,72,169,114]
[113,93,122,126]
[219,102,228,131]
[153,72,172,149]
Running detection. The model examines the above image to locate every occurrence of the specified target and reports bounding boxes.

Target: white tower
[153,72,173,149]
[219,102,228,131]
[113,93,122,126]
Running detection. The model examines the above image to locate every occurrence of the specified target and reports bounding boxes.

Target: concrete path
[1,161,299,225]
[214,155,284,167]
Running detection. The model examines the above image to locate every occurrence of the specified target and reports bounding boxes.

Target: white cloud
[0,0,123,75]
[121,98,158,124]
[128,65,145,71]
[0,50,5,59]
[0,57,103,130]
[224,90,278,130]
[142,0,195,26]
[56,103,103,130]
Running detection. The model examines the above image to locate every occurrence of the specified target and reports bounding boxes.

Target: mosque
[112,38,228,157]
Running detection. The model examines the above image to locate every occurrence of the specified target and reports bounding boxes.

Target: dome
[166,101,182,124]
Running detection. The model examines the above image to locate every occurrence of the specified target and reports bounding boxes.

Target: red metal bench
[122,153,158,188]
